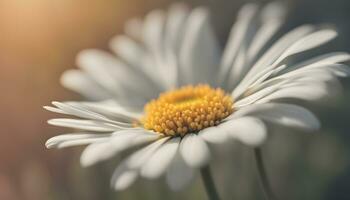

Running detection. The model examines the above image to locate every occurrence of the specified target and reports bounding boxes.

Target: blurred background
[0,0,350,199]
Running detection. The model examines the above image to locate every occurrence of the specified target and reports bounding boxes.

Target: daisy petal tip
[51,101,65,108]
[45,140,54,149]
[111,171,138,191]
[324,28,338,39]
[141,138,180,179]
[80,148,109,168]
[47,119,56,125]
[199,127,228,144]
[180,134,211,168]
[76,49,103,67]
[43,106,54,111]
[45,135,63,149]
[309,119,321,132]
[222,117,267,147]
[243,119,267,146]
[79,155,94,168]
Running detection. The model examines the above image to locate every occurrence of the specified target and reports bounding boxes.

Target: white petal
[219,117,267,146]
[80,141,114,167]
[264,29,337,76]
[60,69,110,100]
[141,137,180,179]
[235,80,287,107]
[199,126,228,144]
[166,152,194,191]
[43,106,66,114]
[80,130,159,167]
[126,137,169,169]
[45,133,110,149]
[66,101,141,121]
[54,101,136,128]
[109,35,146,69]
[247,21,282,61]
[242,64,287,93]
[276,29,337,65]
[232,103,320,131]
[180,133,210,168]
[109,130,160,151]
[124,18,143,40]
[47,118,118,132]
[247,1,285,60]
[233,25,315,98]
[77,49,159,102]
[247,25,314,76]
[226,45,247,89]
[263,65,336,86]
[219,3,258,82]
[165,3,189,52]
[330,64,350,77]
[111,163,138,191]
[286,52,350,72]
[142,9,165,53]
[51,101,110,122]
[179,7,220,85]
[77,50,124,96]
[256,82,329,102]
[239,29,337,86]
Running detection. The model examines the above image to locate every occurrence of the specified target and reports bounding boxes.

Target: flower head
[45,2,349,191]
[142,84,234,136]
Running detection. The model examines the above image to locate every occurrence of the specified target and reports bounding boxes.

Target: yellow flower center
[141,84,234,137]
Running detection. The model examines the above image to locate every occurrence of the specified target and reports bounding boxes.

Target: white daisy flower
[45,1,349,194]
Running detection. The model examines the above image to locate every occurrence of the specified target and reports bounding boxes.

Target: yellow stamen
[141,84,234,136]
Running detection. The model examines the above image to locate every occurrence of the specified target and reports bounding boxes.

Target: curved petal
[47,118,118,132]
[142,9,165,54]
[232,103,320,131]
[126,137,169,169]
[218,3,258,83]
[45,133,110,149]
[220,2,286,89]
[247,2,286,61]
[124,18,143,40]
[233,25,315,98]
[165,3,189,53]
[66,101,142,121]
[233,29,337,99]
[284,52,350,73]
[60,69,110,100]
[255,81,330,103]
[80,130,159,167]
[111,163,139,190]
[77,49,161,104]
[179,7,220,86]
[199,126,228,144]
[180,133,210,168]
[166,152,194,191]
[219,117,267,146]
[141,137,180,179]
[80,141,114,167]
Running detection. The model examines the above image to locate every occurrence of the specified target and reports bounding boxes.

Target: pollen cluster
[141,84,234,136]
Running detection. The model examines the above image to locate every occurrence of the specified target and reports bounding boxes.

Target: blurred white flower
[45,2,349,191]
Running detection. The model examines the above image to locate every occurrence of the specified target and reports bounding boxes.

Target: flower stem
[200,165,221,200]
[254,148,277,200]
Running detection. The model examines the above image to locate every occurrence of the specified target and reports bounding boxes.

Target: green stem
[200,165,221,200]
[254,148,277,200]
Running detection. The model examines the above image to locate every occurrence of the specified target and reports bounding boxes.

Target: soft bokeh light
[0,0,350,199]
